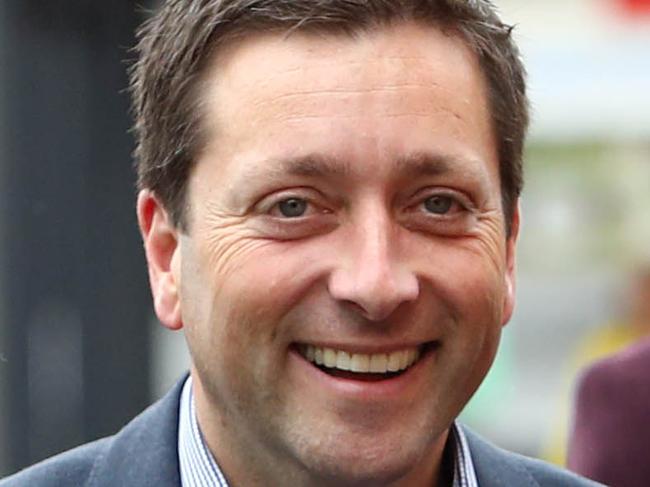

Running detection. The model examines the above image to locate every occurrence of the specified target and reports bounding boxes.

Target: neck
[191,371,451,487]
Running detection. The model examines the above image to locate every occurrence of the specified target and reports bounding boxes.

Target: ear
[501,201,520,327]
[137,190,183,330]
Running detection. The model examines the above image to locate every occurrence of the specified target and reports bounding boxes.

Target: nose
[328,210,419,322]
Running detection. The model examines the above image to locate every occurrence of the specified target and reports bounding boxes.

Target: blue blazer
[1,378,602,487]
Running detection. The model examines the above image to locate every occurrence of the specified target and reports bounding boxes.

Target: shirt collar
[178,376,478,487]
[178,376,228,487]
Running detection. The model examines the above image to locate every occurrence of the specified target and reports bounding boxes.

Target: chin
[290,427,435,487]
[305,456,414,487]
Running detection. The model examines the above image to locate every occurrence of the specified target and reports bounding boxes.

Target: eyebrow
[231,154,350,192]
[264,154,352,179]
[396,152,452,177]
[251,152,455,178]
[396,151,490,188]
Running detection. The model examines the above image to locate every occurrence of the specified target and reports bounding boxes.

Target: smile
[298,344,424,378]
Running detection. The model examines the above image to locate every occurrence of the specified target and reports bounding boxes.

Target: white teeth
[336,351,351,371]
[306,346,315,362]
[323,348,337,367]
[350,353,369,372]
[387,351,401,372]
[407,349,416,365]
[302,345,421,374]
[369,353,388,373]
[314,347,323,365]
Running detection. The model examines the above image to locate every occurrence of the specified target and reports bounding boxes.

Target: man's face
[153,22,517,485]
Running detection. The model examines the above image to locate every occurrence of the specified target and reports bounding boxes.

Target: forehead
[197,21,498,188]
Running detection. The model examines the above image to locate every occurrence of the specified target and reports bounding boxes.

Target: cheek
[182,236,333,388]
[413,238,507,376]
[416,239,507,308]
[218,240,330,319]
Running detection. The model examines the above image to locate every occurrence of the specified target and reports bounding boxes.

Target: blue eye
[277,198,308,217]
[424,195,453,215]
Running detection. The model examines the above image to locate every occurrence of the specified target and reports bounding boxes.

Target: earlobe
[501,201,521,327]
[137,190,183,330]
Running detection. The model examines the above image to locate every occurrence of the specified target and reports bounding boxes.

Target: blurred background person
[541,264,650,465]
[568,337,650,487]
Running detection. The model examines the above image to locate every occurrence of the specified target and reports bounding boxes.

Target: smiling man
[0,1,602,487]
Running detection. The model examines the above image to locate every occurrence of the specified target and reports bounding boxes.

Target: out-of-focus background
[0,0,648,477]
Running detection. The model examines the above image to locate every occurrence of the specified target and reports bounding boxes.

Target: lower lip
[288,344,437,399]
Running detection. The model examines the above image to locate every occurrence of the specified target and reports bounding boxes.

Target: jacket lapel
[462,426,540,487]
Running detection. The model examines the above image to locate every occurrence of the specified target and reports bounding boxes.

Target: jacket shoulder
[0,437,112,487]
[514,452,603,486]
[1,376,186,487]
[462,426,603,486]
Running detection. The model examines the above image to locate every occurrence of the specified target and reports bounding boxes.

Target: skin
[138,21,519,487]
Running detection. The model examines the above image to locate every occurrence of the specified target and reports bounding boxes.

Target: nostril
[329,267,419,322]
[340,299,368,317]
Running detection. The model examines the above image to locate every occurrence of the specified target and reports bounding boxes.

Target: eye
[423,195,454,215]
[276,198,308,218]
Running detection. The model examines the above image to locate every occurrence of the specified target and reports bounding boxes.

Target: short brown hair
[130,0,528,235]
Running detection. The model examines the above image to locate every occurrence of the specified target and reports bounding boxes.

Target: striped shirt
[178,376,478,487]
